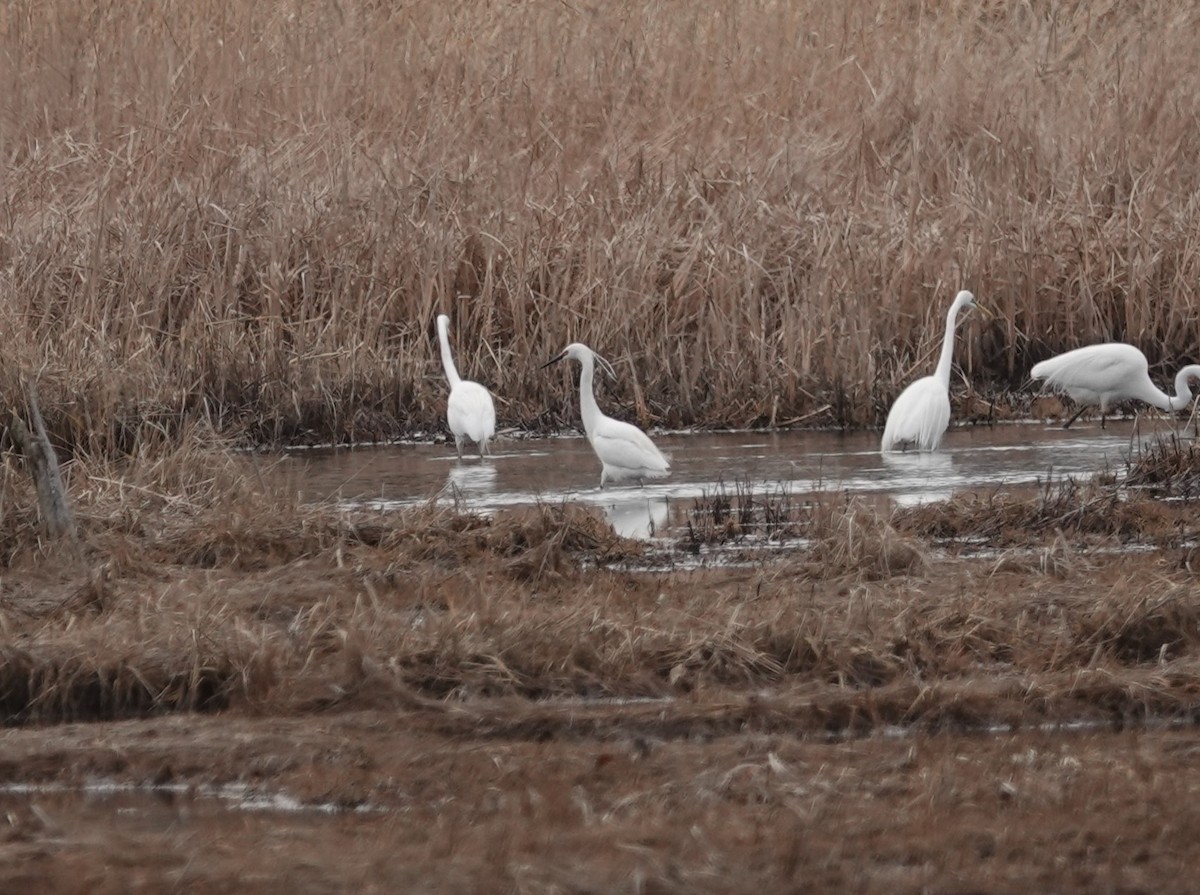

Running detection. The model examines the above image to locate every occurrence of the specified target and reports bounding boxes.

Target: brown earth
[1,466,1200,893]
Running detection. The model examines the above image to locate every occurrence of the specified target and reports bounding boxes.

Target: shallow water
[283,419,1176,539]
[0,780,372,816]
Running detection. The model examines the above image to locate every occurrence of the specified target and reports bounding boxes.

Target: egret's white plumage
[436,314,496,459]
[543,343,670,486]
[881,290,985,453]
[1030,342,1200,428]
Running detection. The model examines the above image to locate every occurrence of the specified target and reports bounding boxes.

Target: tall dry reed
[2,1,1200,449]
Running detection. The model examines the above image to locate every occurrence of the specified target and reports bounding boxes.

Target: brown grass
[3,436,1200,889]
[1123,432,1200,496]
[897,477,1179,544]
[3,2,1200,450]
[7,495,1200,733]
[0,427,1198,732]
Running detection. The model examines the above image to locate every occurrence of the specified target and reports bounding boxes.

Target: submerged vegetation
[682,434,1200,551]
[1,2,1200,449]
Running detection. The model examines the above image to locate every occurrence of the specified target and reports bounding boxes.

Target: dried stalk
[10,384,79,550]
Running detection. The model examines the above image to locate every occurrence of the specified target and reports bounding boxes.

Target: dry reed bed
[3,434,1200,733]
[3,2,1200,449]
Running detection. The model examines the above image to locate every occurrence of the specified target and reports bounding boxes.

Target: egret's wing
[448,381,497,442]
[881,376,950,452]
[592,418,670,473]
[1031,344,1142,394]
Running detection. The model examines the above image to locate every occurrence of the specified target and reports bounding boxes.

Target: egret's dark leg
[1063,405,1089,429]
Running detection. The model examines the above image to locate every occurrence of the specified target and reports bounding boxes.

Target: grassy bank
[0,430,1196,726]
[3,1,1200,449]
[0,433,1199,889]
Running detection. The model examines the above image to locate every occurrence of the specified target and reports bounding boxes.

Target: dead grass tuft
[897,478,1173,545]
[681,486,925,578]
[0,646,235,725]
[1078,587,1200,665]
[1123,435,1200,498]
[681,480,803,546]
[397,504,636,580]
[803,498,928,580]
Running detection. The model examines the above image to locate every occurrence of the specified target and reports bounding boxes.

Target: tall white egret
[881,290,988,453]
[436,314,496,459]
[1030,342,1200,428]
[542,343,670,486]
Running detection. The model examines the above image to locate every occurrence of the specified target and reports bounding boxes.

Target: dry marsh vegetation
[3,2,1200,449]
[0,430,1198,728]
[1,437,1200,890]
[10,3,1200,887]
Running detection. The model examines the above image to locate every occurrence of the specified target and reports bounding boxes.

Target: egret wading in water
[1030,343,1200,429]
[436,314,496,459]
[881,289,989,453]
[542,343,670,487]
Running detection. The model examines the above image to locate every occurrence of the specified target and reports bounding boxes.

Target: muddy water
[282,420,1168,539]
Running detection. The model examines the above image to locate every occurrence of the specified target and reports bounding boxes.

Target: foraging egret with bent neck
[542,343,670,487]
[881,290,988,453]
[436,314,496,459]
[1030,343,1200,428]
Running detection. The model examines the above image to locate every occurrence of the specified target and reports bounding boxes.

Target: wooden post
[10,384,79,549]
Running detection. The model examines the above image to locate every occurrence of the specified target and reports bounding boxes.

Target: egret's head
[954,290,992,319]
[541,342,583,369]
[436,313,450,331]
[541,343,616,377]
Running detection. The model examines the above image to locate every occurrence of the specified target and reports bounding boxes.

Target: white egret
[1030,342,1200,428]
[542,343,670,486]
[436,314,496,459]
[881,290,988,453]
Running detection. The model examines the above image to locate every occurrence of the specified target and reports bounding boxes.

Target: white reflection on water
[880,450,955,506]
[0,780,382,815]
[603,496,670,539]
[443,462,498,498]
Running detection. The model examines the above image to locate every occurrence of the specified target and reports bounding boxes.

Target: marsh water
[284,420,1177,539]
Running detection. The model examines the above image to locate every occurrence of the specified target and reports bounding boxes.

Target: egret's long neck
[578,352,601,438]
[933,303,962,387]
[437,321,462,388]
[1168,367,1199,411]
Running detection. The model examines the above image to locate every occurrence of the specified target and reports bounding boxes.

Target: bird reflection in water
[603,496,669,540]
[442,463,498,504]
[881,450,954,506]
